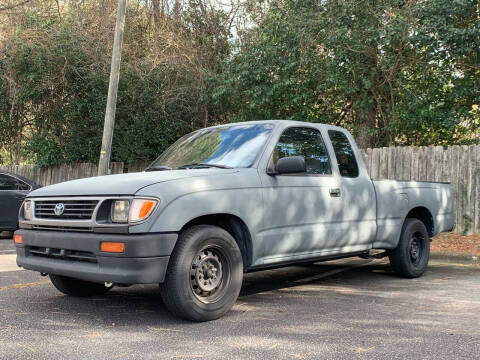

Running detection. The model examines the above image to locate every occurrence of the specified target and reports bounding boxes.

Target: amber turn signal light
[129,199,157,222]
[100,242,125,253]
[13,234,22,244]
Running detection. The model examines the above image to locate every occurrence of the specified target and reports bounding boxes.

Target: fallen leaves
[354,346,375,353]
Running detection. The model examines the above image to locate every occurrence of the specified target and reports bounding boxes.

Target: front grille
[28,246,97,263]
[34,200,99,220]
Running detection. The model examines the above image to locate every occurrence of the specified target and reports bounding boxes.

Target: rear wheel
[49,274,112,297]
[388,218,430,278]
[160,225,243,322]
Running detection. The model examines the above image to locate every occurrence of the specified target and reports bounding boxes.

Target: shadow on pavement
[12,260,397,324]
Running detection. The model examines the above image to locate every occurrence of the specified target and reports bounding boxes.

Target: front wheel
[388,218,430,278]
[160,225,243,322]
[49,274,112,297]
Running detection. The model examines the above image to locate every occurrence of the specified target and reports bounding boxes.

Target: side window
[0,174,30,191]
[273,127,332,175]
[328,130,359,178]
[15,179,30,190]
[0,175,18,190]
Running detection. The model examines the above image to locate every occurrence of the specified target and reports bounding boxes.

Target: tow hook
[40,272,48,277]
[104,282,114,288]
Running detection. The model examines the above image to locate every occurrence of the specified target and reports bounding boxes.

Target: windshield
[148,124,274,169]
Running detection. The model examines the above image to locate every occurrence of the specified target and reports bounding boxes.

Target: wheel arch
[180,213,253,270]
[405,206,434,237]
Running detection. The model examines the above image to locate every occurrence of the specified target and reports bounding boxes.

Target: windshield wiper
[177,163,233,169]
[145,165,173,172]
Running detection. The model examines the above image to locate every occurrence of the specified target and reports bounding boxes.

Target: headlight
[129,199,158,222]
[111,200,130,223]
[23,200,32,220]
[111,198,158,223]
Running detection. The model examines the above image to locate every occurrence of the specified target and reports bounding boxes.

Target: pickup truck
[14,120,454,321]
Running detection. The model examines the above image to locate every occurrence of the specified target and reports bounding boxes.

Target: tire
[160,225,243,322]
[388,218,430,278]
[49,274,112,297]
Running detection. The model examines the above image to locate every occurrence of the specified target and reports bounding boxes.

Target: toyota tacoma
[14,120,454,321]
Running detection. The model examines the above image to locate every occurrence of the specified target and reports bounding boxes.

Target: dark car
[0,171,40,231]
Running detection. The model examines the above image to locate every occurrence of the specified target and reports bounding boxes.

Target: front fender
[130,169,262,234]
[150,188,263,233]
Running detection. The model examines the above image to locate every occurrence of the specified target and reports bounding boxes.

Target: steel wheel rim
[409,232,424,266]
[190,246,230,304]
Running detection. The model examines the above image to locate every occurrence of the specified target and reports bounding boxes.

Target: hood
[28,169,237,197]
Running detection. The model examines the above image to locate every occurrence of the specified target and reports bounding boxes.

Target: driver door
[258,126,346,264]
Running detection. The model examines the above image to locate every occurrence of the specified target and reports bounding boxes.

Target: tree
[212,0,480,147]
[0,0,239,165]
[0,0,478,166]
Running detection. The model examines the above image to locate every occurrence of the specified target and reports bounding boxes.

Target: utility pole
[98,0,127,176]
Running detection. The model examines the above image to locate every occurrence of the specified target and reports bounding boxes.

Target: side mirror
[274,156,306,175]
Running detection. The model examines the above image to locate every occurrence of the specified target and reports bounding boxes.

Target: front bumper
[14,229,177,284]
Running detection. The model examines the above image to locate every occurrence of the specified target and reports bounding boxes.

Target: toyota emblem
[54,203,65,216]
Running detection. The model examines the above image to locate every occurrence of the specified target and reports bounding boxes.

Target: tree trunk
[355,105,377,149]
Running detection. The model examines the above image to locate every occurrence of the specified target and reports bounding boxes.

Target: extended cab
[14,121,454,321]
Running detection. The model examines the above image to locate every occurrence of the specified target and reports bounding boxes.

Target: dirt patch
[431,232,480,256]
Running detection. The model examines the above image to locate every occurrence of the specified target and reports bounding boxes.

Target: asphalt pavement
[0,239,479,360]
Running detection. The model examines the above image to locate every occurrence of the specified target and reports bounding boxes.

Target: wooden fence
[1,145,479,234]
[0,161,150,186]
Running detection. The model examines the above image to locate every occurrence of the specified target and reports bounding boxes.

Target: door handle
[329,188,341,197]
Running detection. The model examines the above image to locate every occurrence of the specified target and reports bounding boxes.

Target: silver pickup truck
[14,120,454,321]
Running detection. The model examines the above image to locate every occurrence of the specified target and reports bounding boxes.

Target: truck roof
[202,120,346,132]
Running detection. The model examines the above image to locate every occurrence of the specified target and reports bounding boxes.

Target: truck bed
[372,179,455,249]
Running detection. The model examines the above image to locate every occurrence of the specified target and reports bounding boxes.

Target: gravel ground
[1,240,479,360]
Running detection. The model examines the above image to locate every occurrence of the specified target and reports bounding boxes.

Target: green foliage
[211,0,480,148]
[0,20,108,165]
[0,1,226,166]
[0,0,478,166]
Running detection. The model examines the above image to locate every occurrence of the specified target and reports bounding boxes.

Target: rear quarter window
[328,130,359,178]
